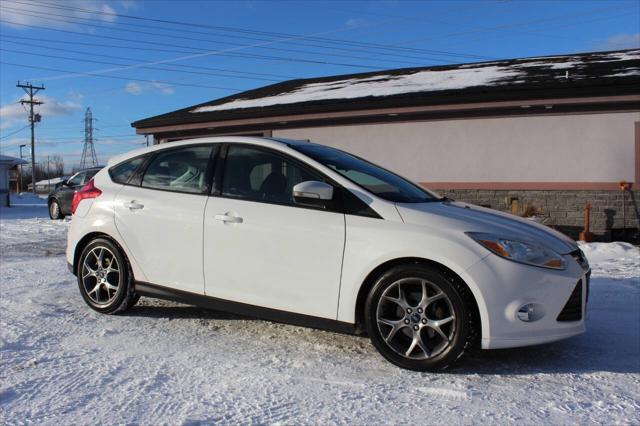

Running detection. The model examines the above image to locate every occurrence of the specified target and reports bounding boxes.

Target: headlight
[466,232,566,270]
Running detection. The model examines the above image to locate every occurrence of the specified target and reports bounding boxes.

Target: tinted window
[292,144,438,203]
[66,172,84,187]
[222,145,323,205]
[142,146,212,194]
[109,157,145,185]
[82,169,99,184]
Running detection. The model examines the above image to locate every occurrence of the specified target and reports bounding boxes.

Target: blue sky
[1,0,639,172]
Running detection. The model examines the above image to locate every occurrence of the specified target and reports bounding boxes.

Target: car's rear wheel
[77,238,135,314]
[364,264,473,371]
[49,199,64,220]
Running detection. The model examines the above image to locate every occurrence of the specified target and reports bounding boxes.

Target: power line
[0,124,30,140]
[0,62,244,91]
[1,5,494,64]
[0,20,392,71]
[0,35,298,80]
[0,11,427,67]
[0,47,285,82]
[15,0,497,60]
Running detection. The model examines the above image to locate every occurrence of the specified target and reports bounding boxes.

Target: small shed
[0,155,27,207]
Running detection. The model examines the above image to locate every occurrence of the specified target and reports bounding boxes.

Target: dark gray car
[48,167,102,219]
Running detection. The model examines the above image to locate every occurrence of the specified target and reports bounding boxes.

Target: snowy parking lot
[1,198,639,425]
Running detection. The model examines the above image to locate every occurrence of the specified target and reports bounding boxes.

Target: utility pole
[80,107,98,169]
[18,144,27,193]
[17,81,44,194]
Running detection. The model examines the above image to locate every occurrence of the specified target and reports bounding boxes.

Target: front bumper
[466,252,589,350]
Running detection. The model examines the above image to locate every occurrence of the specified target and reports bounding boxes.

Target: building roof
[0,155,28,166]
[132,49,640,130]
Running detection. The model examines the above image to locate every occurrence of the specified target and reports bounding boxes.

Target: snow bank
[579,242,640,280]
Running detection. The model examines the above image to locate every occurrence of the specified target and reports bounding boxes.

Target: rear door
[203,144,345,319]
[113,144,215,294]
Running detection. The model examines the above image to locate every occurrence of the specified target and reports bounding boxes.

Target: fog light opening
[517,304,535,322]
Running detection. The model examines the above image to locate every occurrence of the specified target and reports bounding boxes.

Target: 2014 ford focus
[66,137,590,371]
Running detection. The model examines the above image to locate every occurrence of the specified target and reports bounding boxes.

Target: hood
[395,201,579,255]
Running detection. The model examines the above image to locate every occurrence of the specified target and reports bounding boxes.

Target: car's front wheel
[49,199,64,220]
[364,264,474,371]
[77,238,136,314]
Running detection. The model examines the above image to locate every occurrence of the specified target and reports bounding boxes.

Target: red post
[579,203,594,242]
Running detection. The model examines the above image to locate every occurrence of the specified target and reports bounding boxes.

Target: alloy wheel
[50,201,60,219]
[376,277,456,360]
[81,246,121,306]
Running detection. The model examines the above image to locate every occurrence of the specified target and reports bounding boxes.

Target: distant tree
[51,155,65,176]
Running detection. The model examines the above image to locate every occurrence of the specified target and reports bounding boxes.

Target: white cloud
[596,33,640,51]
[0,95,81,131]
[151,81,174,95]
[0,0,133,29]
[125,82,144,95]
[124,81,175,96]
[345,18,367,29]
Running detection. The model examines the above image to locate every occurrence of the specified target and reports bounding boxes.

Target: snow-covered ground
[1,201,638,425]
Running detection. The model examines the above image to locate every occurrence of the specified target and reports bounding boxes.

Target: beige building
[133,49,640,240]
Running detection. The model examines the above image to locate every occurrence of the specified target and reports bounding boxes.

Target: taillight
[71,179,102,214]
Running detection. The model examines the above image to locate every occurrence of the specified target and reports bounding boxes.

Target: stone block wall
[436,189,640,241]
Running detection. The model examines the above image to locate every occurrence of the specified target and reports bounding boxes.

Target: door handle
[124,201,144,211]
[214,213,243,224]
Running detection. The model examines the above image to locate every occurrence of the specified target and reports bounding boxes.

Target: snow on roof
[192,65,524,113]
[190,49,640,114]
[0,155,28,166]
[132,49,640,129]
[32,176,68,186]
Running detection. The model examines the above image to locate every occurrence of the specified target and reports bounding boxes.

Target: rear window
[109,156,145,185]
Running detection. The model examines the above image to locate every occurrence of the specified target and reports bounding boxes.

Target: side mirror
[293,181,334,206]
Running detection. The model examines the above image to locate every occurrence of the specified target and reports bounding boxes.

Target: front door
[203,144,345,319]
[114,145,214,294]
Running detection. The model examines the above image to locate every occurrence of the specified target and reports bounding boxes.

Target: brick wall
[436,189,640,241]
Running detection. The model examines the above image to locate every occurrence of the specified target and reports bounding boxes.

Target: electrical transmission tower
[17,81,44,194]
[80,107,98,169]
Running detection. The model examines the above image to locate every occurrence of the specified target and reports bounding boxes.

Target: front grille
[557,280,583,322]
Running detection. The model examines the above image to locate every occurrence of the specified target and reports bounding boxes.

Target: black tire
[76,238,136,314]
[364,264,474,371]
[48,199,64,220]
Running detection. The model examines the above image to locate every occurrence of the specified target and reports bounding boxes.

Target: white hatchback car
[67,137,590,371]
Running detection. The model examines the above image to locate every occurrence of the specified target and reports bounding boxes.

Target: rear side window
[109,156,145,185]
[66,172,84,187]
[142,146,213,194]
[83,169,99,184]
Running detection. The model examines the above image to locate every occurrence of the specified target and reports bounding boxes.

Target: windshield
[292,144,438,203]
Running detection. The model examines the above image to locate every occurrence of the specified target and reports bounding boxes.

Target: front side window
[142,146,212,194]
[222,145,323,205]
[110,156,145,185]
[292,144,438,203]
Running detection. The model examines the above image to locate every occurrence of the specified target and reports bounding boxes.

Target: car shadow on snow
[123,297,638,376]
